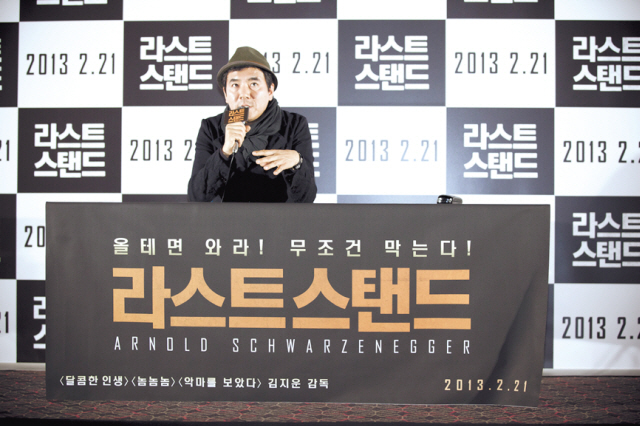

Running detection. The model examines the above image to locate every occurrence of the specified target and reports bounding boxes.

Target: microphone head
[224,107,249,125]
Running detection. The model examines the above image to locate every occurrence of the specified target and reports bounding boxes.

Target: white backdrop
[0,0,639,373]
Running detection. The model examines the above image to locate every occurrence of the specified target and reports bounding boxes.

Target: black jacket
[188,110,317,202]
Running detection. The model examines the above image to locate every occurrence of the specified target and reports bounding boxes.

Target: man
[188,46,317,202]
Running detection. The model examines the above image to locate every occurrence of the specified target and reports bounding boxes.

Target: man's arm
[278,113,317,203]
[187,118,233,202]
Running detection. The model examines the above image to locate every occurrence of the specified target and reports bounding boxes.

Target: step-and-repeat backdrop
[0,0,639,373]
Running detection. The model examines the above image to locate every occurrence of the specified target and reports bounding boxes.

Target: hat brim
[216,61,278,91]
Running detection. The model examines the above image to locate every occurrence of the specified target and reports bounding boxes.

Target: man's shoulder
[280,109,309,127]
[201,112,225,131]
[204,111,225,124]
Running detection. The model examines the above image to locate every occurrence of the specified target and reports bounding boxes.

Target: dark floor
[1,371,639,424]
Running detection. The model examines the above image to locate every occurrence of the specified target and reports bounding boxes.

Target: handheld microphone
[224,107,249,154]
[221,107,249,202]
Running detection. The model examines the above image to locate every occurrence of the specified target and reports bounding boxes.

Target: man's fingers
[257,156,279,169]
[253,149,274,157]
[252,150,298,173]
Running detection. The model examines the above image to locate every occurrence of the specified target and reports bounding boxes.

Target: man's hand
[223,122,251,157]
[254,149,301,175]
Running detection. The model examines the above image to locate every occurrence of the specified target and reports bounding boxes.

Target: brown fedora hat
[216,46,278,90]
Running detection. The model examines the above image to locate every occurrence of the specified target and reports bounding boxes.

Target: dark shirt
[188,110,317,202]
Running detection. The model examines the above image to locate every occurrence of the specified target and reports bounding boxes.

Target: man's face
[224,67,274,122]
